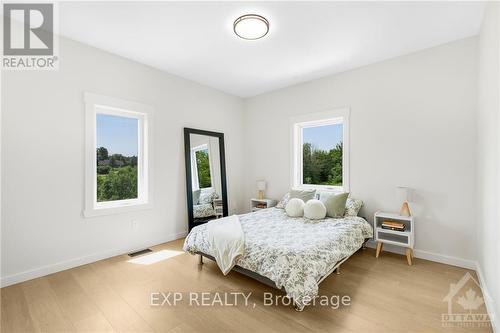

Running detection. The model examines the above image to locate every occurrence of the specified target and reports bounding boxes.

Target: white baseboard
[365,240,476,269]
[476,262,498,332]
[0,231,187,288]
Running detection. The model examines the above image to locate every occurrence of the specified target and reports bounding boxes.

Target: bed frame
[195,238,369,311]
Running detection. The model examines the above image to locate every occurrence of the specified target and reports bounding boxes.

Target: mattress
[183,207,373,309]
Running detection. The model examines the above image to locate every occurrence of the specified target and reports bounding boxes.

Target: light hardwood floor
[1,239,493,333]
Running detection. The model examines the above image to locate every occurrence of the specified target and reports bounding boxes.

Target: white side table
[374,211,414,265]
[250,198,277,212]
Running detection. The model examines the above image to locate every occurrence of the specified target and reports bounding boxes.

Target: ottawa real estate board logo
[2,2,58,70]
[442,272,491,328]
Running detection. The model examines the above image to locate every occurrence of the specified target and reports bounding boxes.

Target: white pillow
[285,198,305,217]
[304,199,327,220]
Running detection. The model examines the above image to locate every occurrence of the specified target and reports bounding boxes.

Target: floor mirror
[183,128,228,231]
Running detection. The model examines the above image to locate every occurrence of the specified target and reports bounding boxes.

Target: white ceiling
[59,2,485,97]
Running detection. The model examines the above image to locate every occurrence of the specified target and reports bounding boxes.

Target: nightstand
[213,199,223,218]
[250,198,277,212]
[374,211,414,265]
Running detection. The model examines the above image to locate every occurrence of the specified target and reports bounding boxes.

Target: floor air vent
[128,248,152,257]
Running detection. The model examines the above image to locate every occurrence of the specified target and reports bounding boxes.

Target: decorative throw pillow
[285,198,305,217]
[320,192,349,218]
[192,189,201,205]
[276,192,290,209]
[290,189,316,203]
[345,198,363,217]
[199,188,218,204]
[303,199,327,220]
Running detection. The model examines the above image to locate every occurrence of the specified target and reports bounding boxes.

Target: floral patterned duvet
[183,207,373,310]
[193,203,216,218]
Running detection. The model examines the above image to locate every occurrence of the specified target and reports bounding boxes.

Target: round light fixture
[233,14,269,40]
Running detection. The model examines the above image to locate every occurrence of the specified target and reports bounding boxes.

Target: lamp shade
[396,186,410,202]
[257,180,267,191]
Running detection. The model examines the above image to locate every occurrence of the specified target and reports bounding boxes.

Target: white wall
[477,2,500,328]
[243,37,478,267]
[1,37,245,286]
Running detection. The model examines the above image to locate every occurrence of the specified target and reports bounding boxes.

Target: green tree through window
[302,142,342,186]
[96,146,138,202]
[95,111,142,204]
[196,149,212,188]
[302,123,343,186]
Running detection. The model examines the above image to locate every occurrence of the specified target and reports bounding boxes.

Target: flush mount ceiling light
[233,14,269,40]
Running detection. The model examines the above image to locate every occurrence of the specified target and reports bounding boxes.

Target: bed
[192,188,219,221]
[183,206,373,310]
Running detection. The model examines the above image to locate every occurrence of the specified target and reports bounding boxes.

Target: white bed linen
[206,215,245,275]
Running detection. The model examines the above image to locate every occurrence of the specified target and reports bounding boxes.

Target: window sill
[83,202,152,218]
[296,184,348,193]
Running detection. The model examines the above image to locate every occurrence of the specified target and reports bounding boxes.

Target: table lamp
[257,180,266,200]
[397,186,411,216]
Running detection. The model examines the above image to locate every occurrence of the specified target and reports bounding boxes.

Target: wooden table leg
[376,241,383,258]
[405,248,413,266]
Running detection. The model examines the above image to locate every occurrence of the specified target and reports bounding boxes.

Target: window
[291,108,350,192]
[96,113,140,202]
[84,93,152,217]
[191,144,212,190]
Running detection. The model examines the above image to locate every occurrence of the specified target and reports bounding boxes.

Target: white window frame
[290,108,350,193]
[84,92,153,217]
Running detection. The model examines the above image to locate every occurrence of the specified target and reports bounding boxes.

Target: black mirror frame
[183,127,228,231]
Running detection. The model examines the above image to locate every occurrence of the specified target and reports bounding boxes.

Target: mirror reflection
[184,129,227,230]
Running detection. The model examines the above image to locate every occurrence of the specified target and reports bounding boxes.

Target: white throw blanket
[206,215,245,275]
